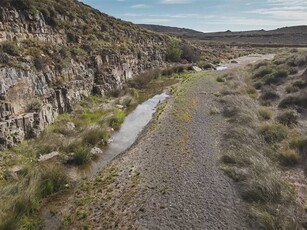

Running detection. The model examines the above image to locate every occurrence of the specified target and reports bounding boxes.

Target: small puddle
[216,66,228,71]
[77,92,169,178]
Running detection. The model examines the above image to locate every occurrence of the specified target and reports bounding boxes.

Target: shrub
[39,165,69,198]
[202,63,213,70]
[279,148,299,166]
[258,108,272,120]
[245,86,257,95]
[1,42,20,56]
[67,32,78,43]
[276,110,298,126]
[82,127,109,146]
[173,65,185,73]
[287,55,307,67]
[122,97,133,108]
[70,46,87,60]
[0,52,9,64]
[285,85,299,94]
[279,94,307,111]
[292,80,307,89]
[73,145,92,165]
[108,88,122,98]
[128,69,160,89]
[161,67,174,76]
[263,70,287,85]
[34,56,50,70]
[11,0,35,11]
[294,55,306,67]
[109,110,126,130]
[258,123,288,144]
[27,99,42,112]
[216,76,226,83]
[241,171,285,203]
[166,39,182,62]
[260,87,279,101]
[290,137,307,156]
[288,67,298,75]
[253,66,272,78]
[181,43,200,62]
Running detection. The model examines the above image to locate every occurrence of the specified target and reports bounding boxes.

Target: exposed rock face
[0,6,167,149]
[0,7,64,43]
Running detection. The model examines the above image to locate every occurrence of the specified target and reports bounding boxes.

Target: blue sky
[80,0,307,32]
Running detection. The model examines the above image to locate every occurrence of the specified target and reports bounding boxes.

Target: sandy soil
[60,55,273,230]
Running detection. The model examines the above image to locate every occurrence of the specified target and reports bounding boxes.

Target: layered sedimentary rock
[0,4,168,148]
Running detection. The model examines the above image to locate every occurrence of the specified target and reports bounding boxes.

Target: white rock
[115,104,124,109]
[107,138,113,144]
[38,151,60,162]
[192,66,202,72]
[90,147,103,155]
[66,122,75,130]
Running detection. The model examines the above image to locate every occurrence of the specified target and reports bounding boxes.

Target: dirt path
[133,74,245,229]
[62,55,273,229]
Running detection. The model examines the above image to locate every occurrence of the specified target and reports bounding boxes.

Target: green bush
[73,145,92,165]
[166,39,182,62]
[263,70,287,85]
[39,165,68,198]
[1,42,20,56]
[292,80,307,89]
[109,110,126,131]
[258,108,272,120]
[27,99,42,112]
[279,148,299,166]
[287,54,307,67]
[279,94,307,110]
[290,137,307,156]
[276,110,298,126]
[260,87,279,101]
[253,66,272,78]
[34,56,51,70]
[82,127,109,146]
[258,123,288,144]
[288,67,298,75]
[285,85,299,94]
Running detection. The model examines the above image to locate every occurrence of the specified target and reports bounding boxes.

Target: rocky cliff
[0,0,171,149]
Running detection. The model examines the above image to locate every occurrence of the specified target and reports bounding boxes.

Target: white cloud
[160,0,192,4]
[131,4,152,9]
[268,0,307,5]
[241,0,307,26]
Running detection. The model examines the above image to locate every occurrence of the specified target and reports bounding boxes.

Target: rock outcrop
[0,2,169,149]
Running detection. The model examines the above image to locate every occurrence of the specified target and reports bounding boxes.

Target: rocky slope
[0,0,172,149]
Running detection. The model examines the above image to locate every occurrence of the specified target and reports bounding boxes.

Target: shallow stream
[78,92,169,178]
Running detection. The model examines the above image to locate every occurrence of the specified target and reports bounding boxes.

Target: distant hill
[139,24,307,47]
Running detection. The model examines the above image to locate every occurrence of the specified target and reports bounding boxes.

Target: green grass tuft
[109,110,126,131]
[258,123,288,144]
[258,108,273,120]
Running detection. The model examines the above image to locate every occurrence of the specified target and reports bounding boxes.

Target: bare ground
[62,55,273,229]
